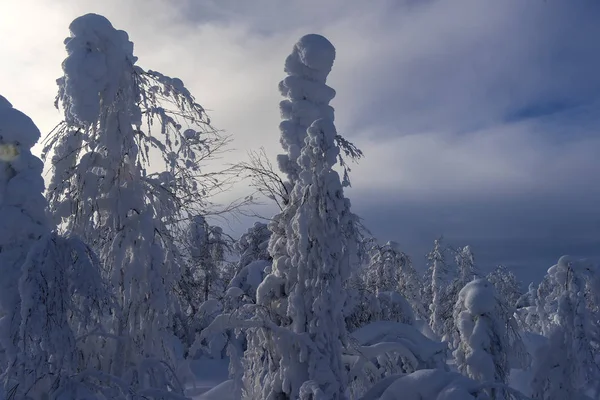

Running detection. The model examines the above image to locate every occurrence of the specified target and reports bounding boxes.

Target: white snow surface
[59,13,140,126]
[458,278,496,315]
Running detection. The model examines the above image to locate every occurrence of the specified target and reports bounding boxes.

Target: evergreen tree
[427,238,448,338]
[246,34,361,400]
[531,256,599,399]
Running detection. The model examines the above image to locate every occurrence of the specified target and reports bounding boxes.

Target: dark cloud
[353,192,600,285]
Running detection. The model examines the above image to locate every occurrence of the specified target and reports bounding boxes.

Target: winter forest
[1,11,599,400]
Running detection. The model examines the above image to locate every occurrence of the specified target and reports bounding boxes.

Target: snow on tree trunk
[45,13,222,391]
[0,96,48,369]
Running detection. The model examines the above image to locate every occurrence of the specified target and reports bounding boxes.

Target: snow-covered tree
[455,245,477,287]
[453,279,523,399]
[240,34,363,400]
[365,242,401,293]
[0,96,49,369]
[530,256,599,399]
[8,234,110,398]
[365,241,424,318]
[514,282,542,334]
[235,221,272,272]
[427,238,448,338]
[251,115,356,399]
[487,265,522,309]
[43,13,225,392]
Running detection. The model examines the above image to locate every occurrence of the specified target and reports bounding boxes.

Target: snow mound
[352,321,447,368]
[60,13,139,126]
[284,34,336,83]
[378,369,480,400]
[458,279,495,315]
[294,34,335,72]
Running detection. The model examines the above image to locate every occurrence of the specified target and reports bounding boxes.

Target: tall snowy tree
[186,215,228,302]
[234,221,272,272]
[427,238,448,338]
[43,13,225,391]
[243,34,361,400]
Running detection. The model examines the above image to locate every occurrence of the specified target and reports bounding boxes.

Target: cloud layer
[2,0,599,283]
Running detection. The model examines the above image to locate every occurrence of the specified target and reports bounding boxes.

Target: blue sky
[1,0,599,283]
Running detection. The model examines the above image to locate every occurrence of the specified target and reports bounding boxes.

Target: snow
[193,380,235,399]
[458,279,496,315]
[378,369,480,400]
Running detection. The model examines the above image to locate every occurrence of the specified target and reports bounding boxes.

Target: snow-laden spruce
[427,238,447,338]
[228,35,363,400]
[44,13,225,394]
[250,117,357,399]
[0,96,48,368]
[454,245,478,289]
[530,256,600,400]
[452,279,526,400]
[268,35,362,325]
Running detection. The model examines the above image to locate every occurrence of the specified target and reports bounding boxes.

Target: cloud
[2,0,599,282]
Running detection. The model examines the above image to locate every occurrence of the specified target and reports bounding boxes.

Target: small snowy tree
[453,279,524,400]
[186,215,229,302]
[364,241,424,320]
[487,265,522,309]
[0,96,112,399]
[8,234,110,398]
[455,245,478,287]
[531,256,599,399]
[235,221,272,272]
[0,96,49,370]
[240,34,363,400]
[427,238,448,338]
